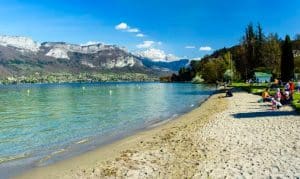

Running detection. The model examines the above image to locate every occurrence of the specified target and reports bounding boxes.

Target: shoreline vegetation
[159,22,300,113]
[0,72,159,85]
[161,23,300,84]
[18,89,300,178]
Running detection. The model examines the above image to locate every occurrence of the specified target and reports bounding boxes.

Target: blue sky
[0,0,299,60]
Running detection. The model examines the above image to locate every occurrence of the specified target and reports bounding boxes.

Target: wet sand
[17,90,300,178]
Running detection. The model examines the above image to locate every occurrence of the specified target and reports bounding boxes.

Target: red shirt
[289,82,295,91]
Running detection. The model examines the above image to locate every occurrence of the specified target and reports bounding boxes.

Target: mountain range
[0,35,189,81]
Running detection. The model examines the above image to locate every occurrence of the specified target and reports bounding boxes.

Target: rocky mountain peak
[0,35,40,52]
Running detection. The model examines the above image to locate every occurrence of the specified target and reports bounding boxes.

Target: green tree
[281,35,294,82]
[201,60,217,83]
[189,60,202,73]
[262,33,281,78]
[178,67,194,81]
[201,57,227,83]
[232,45,247,80]
[243,23,256,78]
[254,23,265,67]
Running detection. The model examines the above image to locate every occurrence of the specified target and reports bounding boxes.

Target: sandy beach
[18,90,300,178]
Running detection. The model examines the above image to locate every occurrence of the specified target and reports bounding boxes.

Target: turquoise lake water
[0,82,214,176]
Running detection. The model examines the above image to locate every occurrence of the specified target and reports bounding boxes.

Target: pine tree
[255,23,265,67]
[243,23,256,78]
[281,35,294,82]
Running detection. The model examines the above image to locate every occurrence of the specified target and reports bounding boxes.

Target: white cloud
[199,46,212,51]
[115,22,129,30]
[185,46,195,49]
[166,53,180,61]
[136,41,155,49]
[136,33,145,37]
[136,48,179,62]
[138,48,165,61]
[127,28,139,33]
[115,22,141,35]
[80,41,101,46]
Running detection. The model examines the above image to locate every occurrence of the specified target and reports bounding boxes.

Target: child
[275,88,282,102]
[271,98,282,110]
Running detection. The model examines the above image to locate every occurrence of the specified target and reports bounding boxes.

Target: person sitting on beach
[262,88,271,102]
[275,88,282,102]
[271,98,282,110]
[281,91,292,105]
[274,78,279,86]
[225,89,233,97]
[284,82,290,92]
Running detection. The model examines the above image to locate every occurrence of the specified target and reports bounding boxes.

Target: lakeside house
[254,72,272,83]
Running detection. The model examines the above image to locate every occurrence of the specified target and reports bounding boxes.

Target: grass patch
[230,82,269,95]
[292,92,300,112]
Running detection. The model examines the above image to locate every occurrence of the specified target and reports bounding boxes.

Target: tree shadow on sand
[232,111,298,119]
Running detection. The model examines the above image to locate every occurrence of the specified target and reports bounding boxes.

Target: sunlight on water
[0,82,213,168]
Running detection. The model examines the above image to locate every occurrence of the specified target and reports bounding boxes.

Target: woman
[262,88,271,102]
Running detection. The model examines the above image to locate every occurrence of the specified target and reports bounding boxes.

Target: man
[273,78,279,88]
[289,80,295,101]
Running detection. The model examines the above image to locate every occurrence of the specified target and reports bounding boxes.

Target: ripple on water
[0,153,31,164]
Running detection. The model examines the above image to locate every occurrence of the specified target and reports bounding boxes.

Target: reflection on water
[0,82,213,170]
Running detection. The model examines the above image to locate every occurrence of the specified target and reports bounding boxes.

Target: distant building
[254,72,272,83]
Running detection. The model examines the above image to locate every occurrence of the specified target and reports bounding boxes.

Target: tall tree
[232,45,247,80]
[255,23,265,67]
[281,35,294,82]
[263,33,281,78]
[201,57,228,83]
[243,23,256,78]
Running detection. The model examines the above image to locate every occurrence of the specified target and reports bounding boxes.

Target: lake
[0,82,214,176]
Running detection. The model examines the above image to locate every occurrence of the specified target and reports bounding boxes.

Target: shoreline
[17,90,300,178]
[0,82,214,178]
[17,90,227,178]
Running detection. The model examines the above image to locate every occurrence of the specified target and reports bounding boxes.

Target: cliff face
[0,35,41,52]
[0,35,189,79]
[0,35,147,77]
